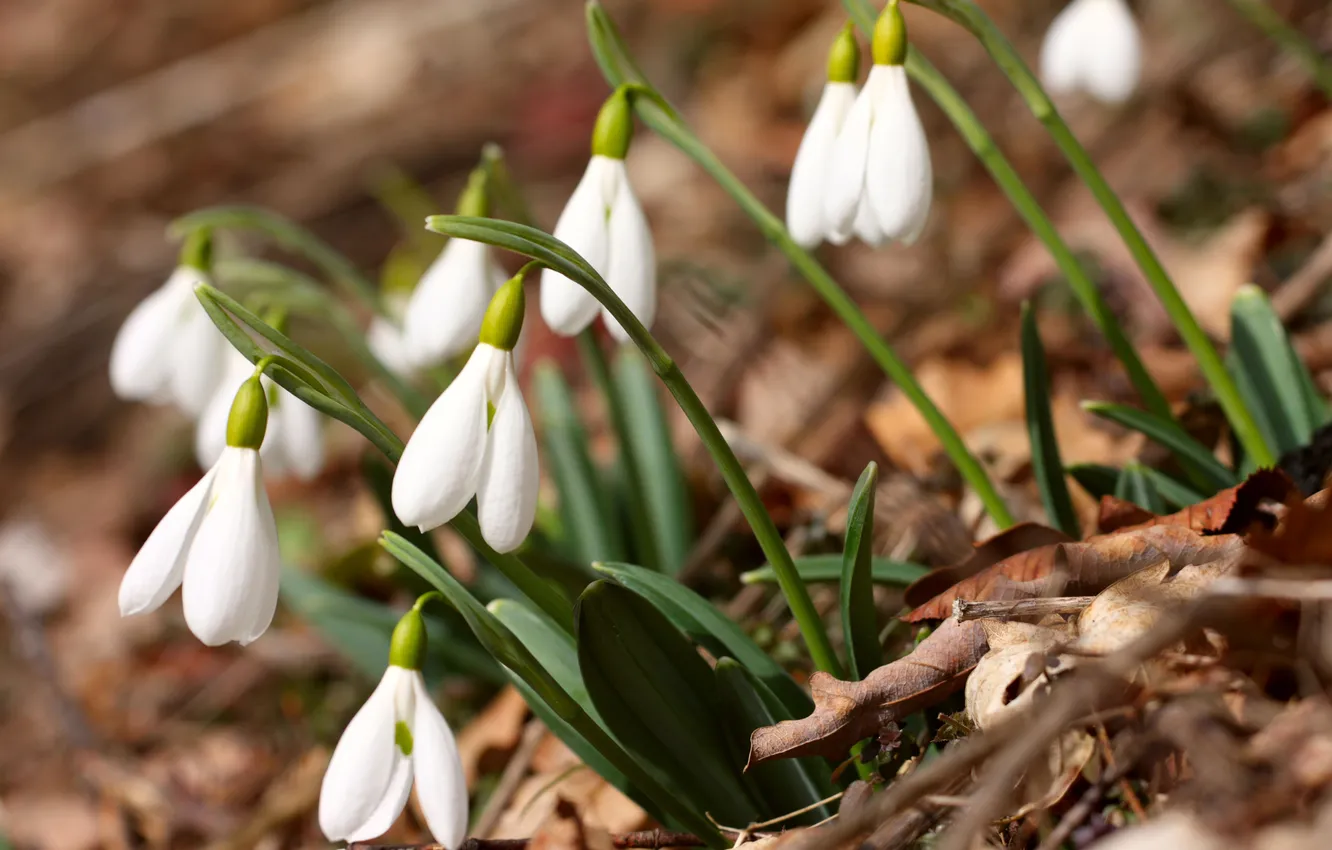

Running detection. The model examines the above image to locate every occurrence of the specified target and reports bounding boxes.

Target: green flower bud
[388,607,428,670]
[591,87,634,160]
[225,375,269,450]
[456,166,489,219]
[180,228,214,273]
[872,0,908,67]
[478,272,526,351]
[827,23,861,83]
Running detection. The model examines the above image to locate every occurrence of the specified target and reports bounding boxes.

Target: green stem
[481,143,541,229]
[586,2,1015,529]
[1226,0,1332,97]
[906,0,1275,467]
[577,332,664,573]
[427,215,846,677]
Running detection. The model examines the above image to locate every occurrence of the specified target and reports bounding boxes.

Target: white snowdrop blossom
[319,609,467,846]
[824,3,932,247]
[1039,0,1141,104]
[109,264,227,417]
[540,88,655,342]
[118,375,281,646]
[787,26,860,249]
[367,315,414,378]
[392,276,538,552]
[195,350,325,480]
[402,237,506,368]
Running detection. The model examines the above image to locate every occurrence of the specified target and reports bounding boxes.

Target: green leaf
[1082,401,1237,492]
[577,580,761,827]
[714,658,836,824]
[1229,285,1328,455]
[592,561,812,717]
[1022,303,1080,536]
[1069,462,1204,510]
[1067,462,1119,501]
[741,555,928,587]
[532,361,625,566]
[840,463,882,681]
[1114,463,1166,513]
[613,347,694,574]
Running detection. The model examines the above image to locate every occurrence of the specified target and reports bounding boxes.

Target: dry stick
[1210,577,1332,599]
[1033,735,1147,850]
[951,596,1096,622]
[355,831,708,850]
[470,718,548,838]
[1273,230,1332,322]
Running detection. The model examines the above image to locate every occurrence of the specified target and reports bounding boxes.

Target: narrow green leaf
[740,555,928,587]
[613,347,694,574]
[592,562,812,717]
[577,581,761,827]
[1070,462,1205,509]
[714,659,835,824]
[1022,304,1080,536]
[1083,401,1236,491]
[533,361,626,565]
[1114,463,1166,513]
[840,463,882,681]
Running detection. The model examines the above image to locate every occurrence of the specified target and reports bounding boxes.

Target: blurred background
[1,0,1331,847]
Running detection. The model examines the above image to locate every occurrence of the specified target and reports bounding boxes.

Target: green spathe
[872,0,907,67]
[827,23,861,83]
[456,166,489,219]
[479,273,526,351]
[388,607,428,670]
[591,87,634,160]
[179,227,213,273]
[225,375,269,450]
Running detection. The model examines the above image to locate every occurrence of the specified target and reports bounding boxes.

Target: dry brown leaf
[456,686,530,786]
[966,620,1072,730]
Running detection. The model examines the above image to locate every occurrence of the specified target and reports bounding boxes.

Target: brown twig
[1273,230,1332,321]
[470,718,547,838]
[951,596,1096,622]
[354,831,707,850]
[1033,732,1148,850]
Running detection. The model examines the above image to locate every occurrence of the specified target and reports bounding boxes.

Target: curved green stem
[427,214,845,677]
[1225,0,1332,97]
[905,0,1275,467]
[585,1,1014,529]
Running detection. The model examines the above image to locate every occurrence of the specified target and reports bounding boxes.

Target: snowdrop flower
[825,1,932,247]
[320,601,467,846]
[540,87,655,342]
[787,25,861,248]
[393,272,538,552]
[118,371,281,646]
[402,171,506,367]
[109,231,227,416]
[195,349,325,480]
[1040,0,1141,104]
[368,315,414,378]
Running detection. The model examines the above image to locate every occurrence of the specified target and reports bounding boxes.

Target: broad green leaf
[741,555,928,587]
[1022,304,1080,536]
[577,581,760,827]
[840,463,882,680]
[1083,401,1236,492]
[592,562,812,717]
[1115,463,1165,513]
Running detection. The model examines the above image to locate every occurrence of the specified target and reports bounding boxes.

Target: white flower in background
[824,1,933,247]
[540,88,655,342]
[109,258,227,417]
[402,237,506,368]
[393,274,538,552]
[118,374,281,646]
[195,350,325,480]
[367,315,414,378]
[787,25,861,249]
[319,607,467,846]
[1039,0,1141,104]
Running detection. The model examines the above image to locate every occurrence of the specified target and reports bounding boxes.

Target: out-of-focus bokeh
[1,0,1331,847]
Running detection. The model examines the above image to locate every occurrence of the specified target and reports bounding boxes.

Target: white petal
[180,448,281,646]
[853,196,885,247]
[274,391,325,481]
[403,239,499,368]
[367,316,414,377]
[823,78,876,239]
[1039,0,1089,96]
[602,163,656,342]
[118,466,217,617]
[865,65,933,245]
[787,82,858,249]
[1040,0,1140,104]
[475,357,538,553]
[410,673,469,848]
[391,345,494,531]
[540,157,614,336]
[168,291,227,417]
[194,350,255,471]
[319,668,407,842]
[347,757,413,842]
[109,269,197,403]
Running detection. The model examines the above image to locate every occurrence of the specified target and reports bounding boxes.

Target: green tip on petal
[388,607,428,670]
[456,166,489,219]
[591,87,634,160]
[394,720,414,756]
[179,228,213,273]
[225,375,269,450]
[478,272,526,351]
[872,0,908,67]
[827,23,861,83]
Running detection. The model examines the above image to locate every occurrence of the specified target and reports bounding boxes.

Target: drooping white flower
[118,375,281,646]
[1039,0,1141,104]
[540,89,656,342]
[787,25,861,249]
[392,276,538,552]
[824,3,932,247]
[319,609,467,847]
[367,315,414,378]
[402,237,506,368]
[196,351,325,480]
[109,264,227,417]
